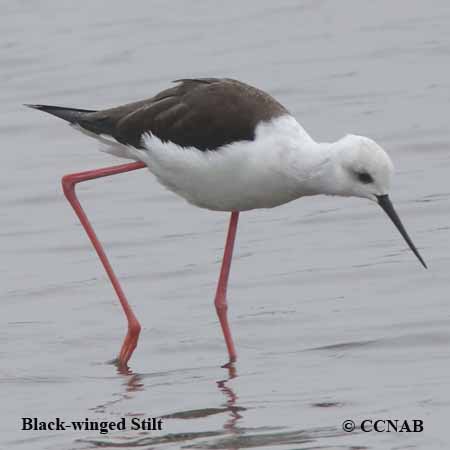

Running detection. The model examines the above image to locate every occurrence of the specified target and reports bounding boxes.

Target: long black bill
[377,195,427,269]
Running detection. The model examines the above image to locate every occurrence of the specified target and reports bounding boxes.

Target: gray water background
[1,1,450,449]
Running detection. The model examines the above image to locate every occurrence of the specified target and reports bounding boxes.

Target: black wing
[27,78,289,151]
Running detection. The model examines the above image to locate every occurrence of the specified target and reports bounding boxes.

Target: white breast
[96,115,314,211]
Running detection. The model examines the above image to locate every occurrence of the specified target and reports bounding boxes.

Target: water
[2,1,450,449]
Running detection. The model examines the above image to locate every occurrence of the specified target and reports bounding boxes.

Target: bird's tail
[24,104,118,137]
[25,103,144,161]
[24,104,96,123]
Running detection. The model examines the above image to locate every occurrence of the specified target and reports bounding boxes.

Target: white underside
[75,115,320,211]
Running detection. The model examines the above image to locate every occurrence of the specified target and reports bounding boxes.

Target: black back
[27,78,289,151]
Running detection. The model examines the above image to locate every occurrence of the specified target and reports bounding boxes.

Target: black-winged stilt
[27,78,426,368]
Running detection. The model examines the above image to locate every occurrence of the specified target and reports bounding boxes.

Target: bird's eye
[356,172,373,184]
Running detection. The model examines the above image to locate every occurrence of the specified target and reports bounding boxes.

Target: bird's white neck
[290,141,342,197]
[258,116,343,198]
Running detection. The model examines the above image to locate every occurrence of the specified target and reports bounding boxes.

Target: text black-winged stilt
[27,78,426,369]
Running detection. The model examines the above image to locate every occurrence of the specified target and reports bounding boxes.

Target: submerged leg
[214,211,240,364]
[61,161,146,368]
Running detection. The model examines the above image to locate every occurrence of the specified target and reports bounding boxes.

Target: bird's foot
[114,322,141,370]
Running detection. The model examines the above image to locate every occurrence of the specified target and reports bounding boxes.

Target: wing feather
[77,78,289,150]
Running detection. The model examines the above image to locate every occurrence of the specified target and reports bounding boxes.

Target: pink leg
[61,161,147,368]
[214,211,239,364]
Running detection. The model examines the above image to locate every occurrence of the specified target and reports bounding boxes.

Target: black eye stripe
[356,172,373,184]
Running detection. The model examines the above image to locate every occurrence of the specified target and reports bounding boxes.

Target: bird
[26,77,427,369]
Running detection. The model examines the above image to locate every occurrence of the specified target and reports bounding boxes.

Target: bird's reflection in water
[160,363,246,422]
[89,363,144,415]
[84,364,344,449]
[217,364,243,431]
[85,362,246,449]
[116,362,145,393]
[216,364,244,450]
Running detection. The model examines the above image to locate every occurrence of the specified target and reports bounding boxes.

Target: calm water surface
[2,1,450,449]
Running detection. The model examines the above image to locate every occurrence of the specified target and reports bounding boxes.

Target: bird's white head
[330,134,394,202]
[317,134,426,268]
